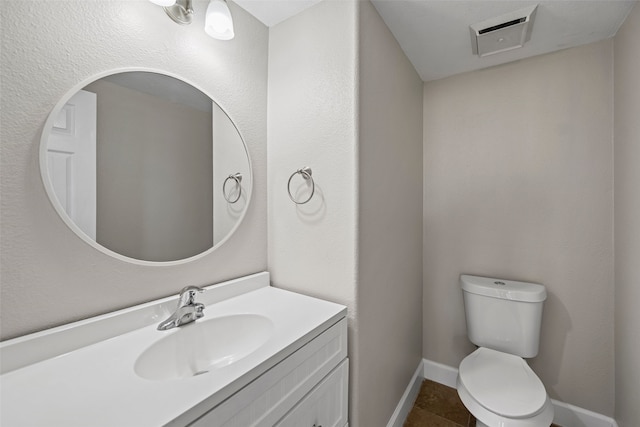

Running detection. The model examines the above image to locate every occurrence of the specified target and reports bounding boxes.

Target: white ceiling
[234,0,637,82]
[371,0,636,81]
[234,0,323,26]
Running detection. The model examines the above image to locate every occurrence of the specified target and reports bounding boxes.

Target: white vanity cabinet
[188,318,348,427]
[1,273,349,427]
[274,360,348,427]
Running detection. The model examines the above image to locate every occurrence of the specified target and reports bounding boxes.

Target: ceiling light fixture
[149,0,235,40]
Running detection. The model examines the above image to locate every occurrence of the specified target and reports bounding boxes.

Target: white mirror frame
[39,67,253,266]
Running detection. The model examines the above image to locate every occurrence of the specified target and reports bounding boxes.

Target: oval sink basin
[135,314,274,381]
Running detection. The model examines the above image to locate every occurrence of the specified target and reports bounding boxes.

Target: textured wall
[0,0,268,340]
[423,41,615,415]
[614,3,640,426]
[267,0,358,312]
[267,0,359,421]
[357,2,423,426]
[268,3,423,426]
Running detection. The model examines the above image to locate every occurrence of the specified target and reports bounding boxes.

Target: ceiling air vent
[470,5,538,57]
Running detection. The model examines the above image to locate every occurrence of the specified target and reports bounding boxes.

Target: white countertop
[0,273,347,427]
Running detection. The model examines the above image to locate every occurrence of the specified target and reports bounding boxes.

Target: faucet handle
[178,285,204,306]
[194,303,205,318]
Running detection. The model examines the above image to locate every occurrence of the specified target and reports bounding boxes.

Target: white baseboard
[550,400,619,427]
[386,360,424,427]
[421,358,618,427]
[423,358,458,388]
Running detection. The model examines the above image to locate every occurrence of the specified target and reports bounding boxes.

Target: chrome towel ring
[223,173,242,203]
[287,167,315,205]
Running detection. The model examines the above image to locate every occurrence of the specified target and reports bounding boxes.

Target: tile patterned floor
[404,379,561,427]
[404,380,475,427]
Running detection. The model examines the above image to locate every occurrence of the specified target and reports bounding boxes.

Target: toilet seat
[458,347,547,418]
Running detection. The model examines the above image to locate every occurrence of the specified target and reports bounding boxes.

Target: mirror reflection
[42,71,251,263]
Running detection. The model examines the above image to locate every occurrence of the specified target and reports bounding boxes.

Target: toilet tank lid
[460,275,547,302]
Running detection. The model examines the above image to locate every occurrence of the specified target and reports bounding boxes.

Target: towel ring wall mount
[223,173,243,203]
[287,167,315,205]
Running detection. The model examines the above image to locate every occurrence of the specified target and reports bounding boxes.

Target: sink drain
[193,370,209,377]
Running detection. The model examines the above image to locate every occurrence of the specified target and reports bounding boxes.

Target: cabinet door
[189,319,347,427]
[275,360,348,427]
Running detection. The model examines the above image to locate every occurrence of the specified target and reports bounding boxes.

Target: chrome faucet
[157,286,205,331]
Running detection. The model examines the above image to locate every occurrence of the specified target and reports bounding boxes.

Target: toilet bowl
[457,275,554,427]
[457,347,554,427]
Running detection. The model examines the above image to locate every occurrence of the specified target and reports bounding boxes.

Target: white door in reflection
[47,90,97,239]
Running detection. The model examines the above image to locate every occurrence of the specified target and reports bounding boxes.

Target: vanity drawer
[275,359,348,427]
[189,318,347,427]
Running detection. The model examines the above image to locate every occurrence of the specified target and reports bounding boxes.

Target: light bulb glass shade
[149,0,177,6]
[205,0,235,40]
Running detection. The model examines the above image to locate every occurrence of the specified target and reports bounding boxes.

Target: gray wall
[87,79,214,262]
[267,0,360,421]
[357,2,423,426]
[614,3,640,426]
[268,2,423,426]
[0,0,268,340]
[267,2,358,305]
[423,41,615,415]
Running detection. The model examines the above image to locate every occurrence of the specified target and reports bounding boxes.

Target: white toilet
[457,274,554,427]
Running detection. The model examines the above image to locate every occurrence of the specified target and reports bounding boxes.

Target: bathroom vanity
[0,273,348,427]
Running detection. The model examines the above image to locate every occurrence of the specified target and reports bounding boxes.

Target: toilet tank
[461,275,547,358]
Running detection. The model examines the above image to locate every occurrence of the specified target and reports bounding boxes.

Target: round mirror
[40,70,252,264]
